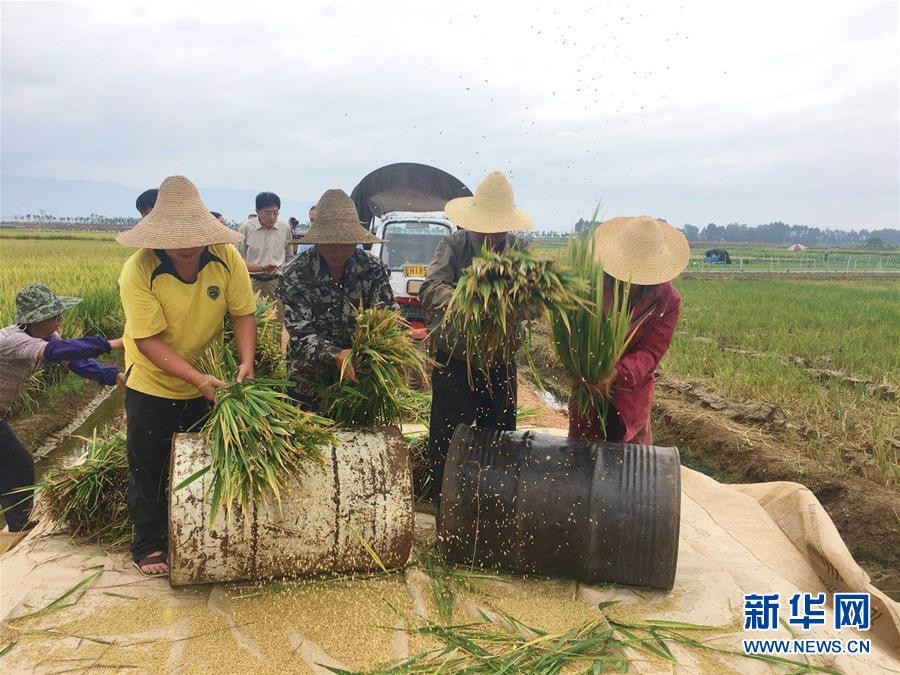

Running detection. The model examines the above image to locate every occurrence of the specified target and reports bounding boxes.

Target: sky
[1,0,898,230]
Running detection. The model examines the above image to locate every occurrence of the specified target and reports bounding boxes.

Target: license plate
[404,265,428,277]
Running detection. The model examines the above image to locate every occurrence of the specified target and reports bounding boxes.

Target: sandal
[133,551,169,578]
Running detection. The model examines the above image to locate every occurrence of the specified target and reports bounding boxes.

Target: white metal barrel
[168,427,413,586]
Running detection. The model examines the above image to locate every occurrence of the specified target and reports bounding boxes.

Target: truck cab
[351,162,472,340]
[368,211,456,338]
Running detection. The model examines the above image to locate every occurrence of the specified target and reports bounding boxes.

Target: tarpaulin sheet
[350,163,471,223]
[2,449,897,672]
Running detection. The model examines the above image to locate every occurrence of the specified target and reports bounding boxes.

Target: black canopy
[351,163,472,223]
[704,249,732,264]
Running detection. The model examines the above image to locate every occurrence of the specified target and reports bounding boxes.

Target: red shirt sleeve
[615,287,681,389]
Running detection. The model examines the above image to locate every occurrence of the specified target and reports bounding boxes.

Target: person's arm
[614,293,681,390]
[120,256,222,399]
[66,358,122,387]
[231,313,256,381]
[42,335,124,386]
[224,246,259,382]
[418,237,458,313]
[134,334,223,400]
[41,336,115,363]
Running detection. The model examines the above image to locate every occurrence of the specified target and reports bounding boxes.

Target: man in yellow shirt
[117,175,257,577]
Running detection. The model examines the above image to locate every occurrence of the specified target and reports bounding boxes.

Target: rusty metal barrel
[168,427,413,586]
[438,426,681,589]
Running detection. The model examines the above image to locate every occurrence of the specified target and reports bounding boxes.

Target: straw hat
[299,189,385,245]
[116,176,243,249]
[593,216,690,285]
[444,171,533,234]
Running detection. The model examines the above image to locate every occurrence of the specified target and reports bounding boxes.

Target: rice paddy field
[2,227,898,589]
[0,229,129,336]
[667,276,899,487]
[533,240,900,273]
[2,229,897,487]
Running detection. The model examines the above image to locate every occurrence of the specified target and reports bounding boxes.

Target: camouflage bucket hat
[15,284,82,324]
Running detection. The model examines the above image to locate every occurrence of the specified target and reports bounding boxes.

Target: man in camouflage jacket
[277,189,397,410]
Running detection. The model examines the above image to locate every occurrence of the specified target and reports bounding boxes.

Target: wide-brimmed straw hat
[15,284,81,324]
[445,171,533,234]
[116,176,243,249]
[299,189,385,245]
[593,216,690,285]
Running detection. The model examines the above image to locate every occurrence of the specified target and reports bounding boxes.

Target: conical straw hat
[444,171,533,234]
[593,216,690,285]
[299,189,385,245]
[116,176,243,249]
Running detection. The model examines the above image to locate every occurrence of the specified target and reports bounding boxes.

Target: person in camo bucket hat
[14,284,82,323]
[1,284,124,539]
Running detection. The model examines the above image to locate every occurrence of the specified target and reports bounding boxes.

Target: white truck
[368,211,456,337]
[351,163,472,338]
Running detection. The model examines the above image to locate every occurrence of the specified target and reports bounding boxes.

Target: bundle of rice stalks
[200,296,283,381]
[24,430,130,548]
[247,295,284,379]
[321,306,430,427]
[178,378,333,523]
[441,246,582,385]
[379,606,828,673]
[550,218,639,434]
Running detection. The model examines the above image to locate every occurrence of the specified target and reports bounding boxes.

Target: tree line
[679,222,899,247]
[6,213,899,248]
[543,219,899,248]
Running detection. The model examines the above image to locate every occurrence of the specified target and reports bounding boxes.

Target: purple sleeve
[42,336,111,363]
[67,359,120,386]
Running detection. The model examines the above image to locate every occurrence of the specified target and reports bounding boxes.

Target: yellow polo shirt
[119,244,256,399]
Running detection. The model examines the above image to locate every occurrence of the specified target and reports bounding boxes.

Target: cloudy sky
[2,0,897,229]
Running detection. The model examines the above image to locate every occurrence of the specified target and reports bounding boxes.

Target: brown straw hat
[444,171,534,234]
[116,176,243,249]
[593,216,690,285]
[299,189,385,245]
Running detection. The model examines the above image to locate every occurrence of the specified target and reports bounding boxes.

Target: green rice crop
[549,221,638,434]
[441,245,582,386]
[0,231,127,337]
[193,379,333,523]
[321,306,430,427]
[11,430,131,549]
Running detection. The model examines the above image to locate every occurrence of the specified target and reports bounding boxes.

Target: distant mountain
[0,175,314,224]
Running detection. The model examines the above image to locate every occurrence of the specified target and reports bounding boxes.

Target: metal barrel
[438,426,681,590]
[168,427,413,586]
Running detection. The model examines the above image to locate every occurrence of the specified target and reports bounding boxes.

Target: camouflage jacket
[276,248,398,400]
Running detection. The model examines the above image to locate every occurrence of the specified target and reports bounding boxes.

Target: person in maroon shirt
[568,216,690,444]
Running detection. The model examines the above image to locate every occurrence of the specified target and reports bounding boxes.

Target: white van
[369,211,456,337]
[351,162,472,337]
